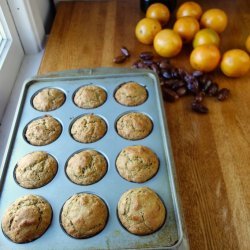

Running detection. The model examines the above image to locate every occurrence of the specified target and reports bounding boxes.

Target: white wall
[54,0,74,5]
[36,0,51,28]
[53,0,103,6]
[7,0,53,54]
[0,0,24,120]
[36,0,55,33]
[0,0,51,120]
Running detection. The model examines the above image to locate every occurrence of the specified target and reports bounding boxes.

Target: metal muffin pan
[0,68,183,249]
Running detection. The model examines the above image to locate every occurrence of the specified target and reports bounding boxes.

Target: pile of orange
[135,1,250,78]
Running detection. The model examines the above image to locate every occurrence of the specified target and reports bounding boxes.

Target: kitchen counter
[39,1,250,249]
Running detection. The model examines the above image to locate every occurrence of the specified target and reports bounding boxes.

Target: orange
[190,44,221,72]
[146,3,170,26]
[193,28,220,48]
[153,29,182,57]
[220,49,250,77]
[173,16,200,43]
[176,1,202,20]
[245,35,250,53]
[135,18,162,45]
[200,8,228,33]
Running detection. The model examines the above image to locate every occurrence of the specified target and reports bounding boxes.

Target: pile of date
[114,47,230,114]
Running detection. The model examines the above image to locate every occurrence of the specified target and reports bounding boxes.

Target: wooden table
[39,1,250,249]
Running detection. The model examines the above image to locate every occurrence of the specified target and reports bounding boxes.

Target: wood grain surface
[39,1,250,249]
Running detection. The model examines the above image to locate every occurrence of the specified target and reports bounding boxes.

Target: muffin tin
[0,68,183,249]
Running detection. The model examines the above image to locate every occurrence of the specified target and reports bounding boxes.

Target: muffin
[116,112,152,140]
[60,193,108,238]
[66,150,107,185]
[15,151,58,188]
[71,114,107,143]
[118,187,166,235]
[33,88,65,111]
[1,195,52,243]
[115,82,147,106]
[74,85,107,109]
[25,115,62,146]
[116,145,159,183]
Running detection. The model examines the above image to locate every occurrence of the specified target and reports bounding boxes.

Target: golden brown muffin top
[1,195,52,243]
[115,82,147,106]
[118,187,166,235]
[61,193,108,238]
